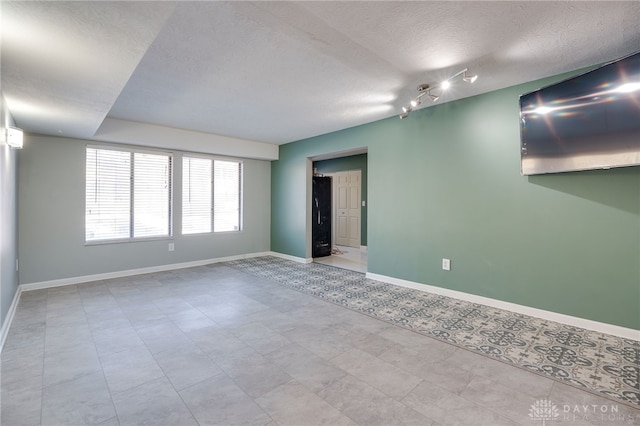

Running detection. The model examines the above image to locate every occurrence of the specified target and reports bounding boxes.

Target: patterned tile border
[227,256,640,409]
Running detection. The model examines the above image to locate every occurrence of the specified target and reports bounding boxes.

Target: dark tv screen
[519,51,640,175]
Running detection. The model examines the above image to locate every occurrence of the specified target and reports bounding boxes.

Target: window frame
[85,144,174,245]
[181,153,243,235]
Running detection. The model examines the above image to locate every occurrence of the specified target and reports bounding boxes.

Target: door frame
[306,147,368,261]
[321,172,338,249]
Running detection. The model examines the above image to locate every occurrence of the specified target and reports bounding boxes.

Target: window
[182,156,242,234]
[86,147,172,242]
[182,157,212,234]
[214,160,242,232]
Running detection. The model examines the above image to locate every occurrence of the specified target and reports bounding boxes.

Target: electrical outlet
[442,258,451,271]
[168,243,175,252]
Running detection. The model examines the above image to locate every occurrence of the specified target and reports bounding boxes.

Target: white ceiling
[3,1,640,146]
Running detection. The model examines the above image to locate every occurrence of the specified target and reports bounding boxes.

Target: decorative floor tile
[228,256,640,409]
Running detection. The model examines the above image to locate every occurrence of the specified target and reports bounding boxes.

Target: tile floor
[232,257,640,410]
[314,245,367,273]
[1,262,639,426]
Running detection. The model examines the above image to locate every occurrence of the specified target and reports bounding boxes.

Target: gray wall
[18,134,271,284]
[1,95,19,327]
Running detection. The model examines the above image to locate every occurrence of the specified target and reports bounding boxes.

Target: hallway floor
[314,245,367,273]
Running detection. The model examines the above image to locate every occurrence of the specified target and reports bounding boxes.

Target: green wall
[313,154,368,246]
[271,75,640,330]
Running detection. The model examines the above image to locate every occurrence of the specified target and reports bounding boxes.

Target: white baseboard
[0,285,23,353]
[20,251,273,292]
[268,251,312,264]
[360,245,368,252]
[19,251,311,293]
[366,272,639,341]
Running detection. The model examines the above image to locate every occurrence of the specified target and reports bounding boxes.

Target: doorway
[310,152,367,273]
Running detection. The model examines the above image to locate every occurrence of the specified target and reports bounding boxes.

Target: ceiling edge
[92,118,279,161]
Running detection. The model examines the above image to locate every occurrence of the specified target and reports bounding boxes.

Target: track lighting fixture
[398,68,477,119]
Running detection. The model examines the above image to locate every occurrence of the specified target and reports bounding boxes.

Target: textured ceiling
[1,1,176,137]
[2,1,640,145]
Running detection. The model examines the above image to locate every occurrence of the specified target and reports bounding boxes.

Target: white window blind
[133,152,172,238]
[182,156,242,234]
[86,148,131,241]
[182,157,212,234]
[86,147,172,242]
[214,160,241,232]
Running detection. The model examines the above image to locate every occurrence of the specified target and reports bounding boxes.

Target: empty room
[1,1,639,425]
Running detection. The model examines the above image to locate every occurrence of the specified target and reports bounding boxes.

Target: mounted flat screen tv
[519,50,640,175]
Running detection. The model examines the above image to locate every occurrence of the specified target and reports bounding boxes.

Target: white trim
[268,251,312,264]
[94,118,278,161]
[360,245,367,252]
[0,285,23,353]
[20,252,272,292]
[18,251,310,293]
[366,272,640,341]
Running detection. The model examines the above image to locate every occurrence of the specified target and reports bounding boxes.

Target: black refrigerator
[312,176,332,258]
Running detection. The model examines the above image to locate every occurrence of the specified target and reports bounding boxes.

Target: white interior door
[334,170,361,248]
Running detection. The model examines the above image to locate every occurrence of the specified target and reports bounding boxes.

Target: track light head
[402,106,412,113]
[441,80,451,90]
[428,90,439,102]
[399,113,409,119]
[463,70,478,83]
[410,98,421,108]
